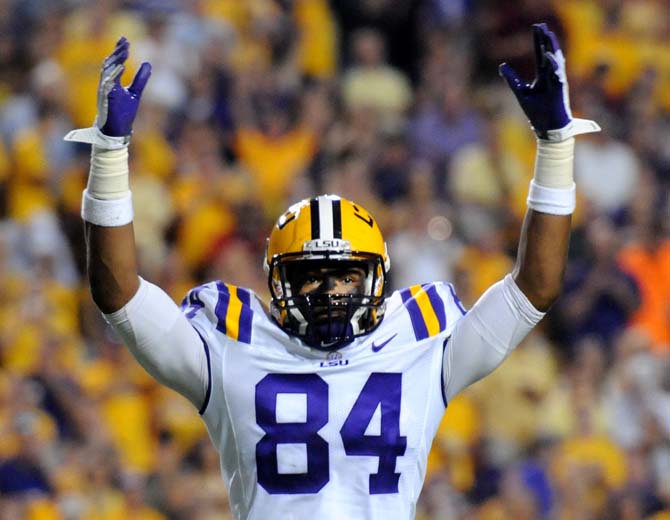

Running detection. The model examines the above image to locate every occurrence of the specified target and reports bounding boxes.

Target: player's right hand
[64,37,152,149]
[97,37,152,138]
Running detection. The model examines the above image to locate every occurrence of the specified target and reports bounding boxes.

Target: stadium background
[0,0,668,518]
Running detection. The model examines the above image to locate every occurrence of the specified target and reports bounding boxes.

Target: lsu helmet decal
[265,195,390,350]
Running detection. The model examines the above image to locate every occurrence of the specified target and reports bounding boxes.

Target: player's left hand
[499,23,600,141]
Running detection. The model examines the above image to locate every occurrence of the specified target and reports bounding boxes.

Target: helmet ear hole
[269,264,284,299]
[372,261,385,297]
[263,238,271,274]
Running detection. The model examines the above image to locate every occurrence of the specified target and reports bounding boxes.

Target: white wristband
[82,189,134,226]
[527,180,576,215]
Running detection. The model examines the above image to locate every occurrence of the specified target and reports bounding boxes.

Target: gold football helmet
[265,195,390,349]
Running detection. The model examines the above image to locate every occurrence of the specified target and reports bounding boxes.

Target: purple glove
[98,37,152,137]
[64,37,152,148]
[499,23,600,141]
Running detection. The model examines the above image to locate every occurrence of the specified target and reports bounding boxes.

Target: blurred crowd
[0,0,668,518]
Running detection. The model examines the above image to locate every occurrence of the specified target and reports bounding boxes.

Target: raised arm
[443,25,600,400]
[499,23,600,310]
[65,39,209,409]
[65,37,151,313]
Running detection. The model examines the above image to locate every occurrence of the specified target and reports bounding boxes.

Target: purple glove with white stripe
[65,37,152,149]
[499,23,600,142]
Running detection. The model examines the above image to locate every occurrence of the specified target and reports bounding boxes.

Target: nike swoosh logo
[371,333,397,352]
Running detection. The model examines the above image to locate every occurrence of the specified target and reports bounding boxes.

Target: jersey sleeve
[441,274,545,402]
[104,277,210,409]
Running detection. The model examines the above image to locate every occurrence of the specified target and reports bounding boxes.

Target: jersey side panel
[180,281,266,518]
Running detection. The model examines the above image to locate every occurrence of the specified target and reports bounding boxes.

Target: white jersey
[182,281,467,520]
[107,274,543,520]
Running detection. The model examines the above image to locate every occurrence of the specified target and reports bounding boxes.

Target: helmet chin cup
[271,292,385,350]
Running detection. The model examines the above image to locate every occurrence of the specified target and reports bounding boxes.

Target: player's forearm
[512,138,576,311]
[513,210,570,311]
[85,222,139,313]
[80,145,140,313]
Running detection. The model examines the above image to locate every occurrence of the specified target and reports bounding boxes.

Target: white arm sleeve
[104,277,209,409]
[443,274,545,402]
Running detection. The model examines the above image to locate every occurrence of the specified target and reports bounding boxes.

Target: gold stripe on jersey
[215,283,254,344]
[225,286,242,341]
[410,285,442,338]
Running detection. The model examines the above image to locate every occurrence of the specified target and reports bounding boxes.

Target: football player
[66,25,599,520]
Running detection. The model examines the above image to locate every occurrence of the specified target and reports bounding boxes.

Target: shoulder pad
[397,282,467,341]
[180,282,256,344]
